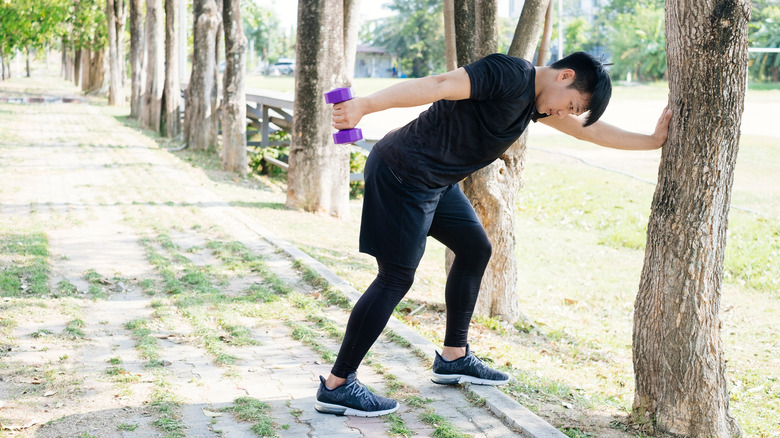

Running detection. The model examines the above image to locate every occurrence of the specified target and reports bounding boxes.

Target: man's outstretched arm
[331,68,471,131]
[539,106,673,150]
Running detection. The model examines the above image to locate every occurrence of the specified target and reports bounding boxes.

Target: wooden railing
[245,89,376,181]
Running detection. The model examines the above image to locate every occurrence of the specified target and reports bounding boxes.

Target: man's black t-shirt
[373,53,541,189]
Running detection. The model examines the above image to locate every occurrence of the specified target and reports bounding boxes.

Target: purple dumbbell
[324,87,363,144]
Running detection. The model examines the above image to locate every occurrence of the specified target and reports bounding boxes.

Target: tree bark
[106,0,127,105]
[453,0,549,322]
[74,49,82,87]
[183,0,220,150]
[536,1,553,66]
[162,0,181,137]
[25,46,31,77]
[285,0,350,218]
[141,0,165,132]
[444,0,457,72]
[80,48,108,94]
[61,40,74,81]
[220,0,247,174]
[343,0,360,85]
[129,0,145,118]
[632,0,750,436]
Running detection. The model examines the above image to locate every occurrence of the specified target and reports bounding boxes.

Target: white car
[268,59,295,76]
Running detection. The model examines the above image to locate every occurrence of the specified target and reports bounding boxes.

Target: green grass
[419,410,472,438]
[64,319,86,339]
[222,397,277,437]
[0,231,50,296]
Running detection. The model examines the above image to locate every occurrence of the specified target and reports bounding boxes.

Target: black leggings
[331,223,491,378]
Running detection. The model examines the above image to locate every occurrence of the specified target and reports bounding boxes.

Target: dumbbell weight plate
[324,87,355,104]
[333,128,363,144]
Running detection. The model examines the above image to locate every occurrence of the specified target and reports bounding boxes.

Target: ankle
[441,346,467,362]
[325,374,346,390]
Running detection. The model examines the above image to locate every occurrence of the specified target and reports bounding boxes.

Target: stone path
[0,84,564,437]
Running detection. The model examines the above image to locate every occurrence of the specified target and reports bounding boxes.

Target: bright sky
[259,0,512,30]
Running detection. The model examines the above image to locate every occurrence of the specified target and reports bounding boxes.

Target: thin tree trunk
[536,1,553,66]
[163,0,181,137]
[453,0,549,322]
[141,0,164,132]
[86,48,109,95]
[74,49,82,86]
[220,0,247,174]
[213,0,223,137]
[343,0,360,85]
[80,49,90,90]
[286,0,350,218]
[183,0,220,150]
[444,0,457,72]
[106,0,127,105]
[129,0,145,118]
[632,1,749,436]
[25,46,31,77]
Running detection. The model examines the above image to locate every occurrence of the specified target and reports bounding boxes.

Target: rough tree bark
[343,0,360,84]
[162,0,181,137]
[141,0,164,132]
[74,49,82,87]
[220,0,247,174]
[81,48,108,94]
[106,0,127,105]
[536,1,553,66]
[632,0,750,436]
[453,0,549,322]
[183,0,220,150]
[444,0,457,72]
[61,40,74,82]
[285,0,350,218]
[129,0,145,118]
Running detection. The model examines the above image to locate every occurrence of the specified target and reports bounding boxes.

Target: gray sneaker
[314,373,399,417]
[431,344,510,385]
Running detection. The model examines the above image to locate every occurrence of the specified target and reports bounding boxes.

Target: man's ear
[557,68,576,82]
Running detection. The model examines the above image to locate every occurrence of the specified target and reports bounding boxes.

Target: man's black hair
[550,52,612,127]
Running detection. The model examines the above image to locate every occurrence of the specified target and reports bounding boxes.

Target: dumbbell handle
[324,87,363,144]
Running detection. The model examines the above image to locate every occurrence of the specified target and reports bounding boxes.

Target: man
[314,52,672,417]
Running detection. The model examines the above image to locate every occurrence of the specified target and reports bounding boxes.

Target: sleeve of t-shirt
[463,54,531,101]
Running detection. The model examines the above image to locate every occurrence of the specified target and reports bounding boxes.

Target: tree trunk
[343,0,360,84]
[443,0,457,72]
[85,48,109,95]
[60,40,73,81]
[632,1,749,436]
[141,0,164,132]
[183,0,220,150]
[74,49,82,87]
[163,0,181,137]
[213,0,223,125]
[536,1,553,66]
[129,0,145,118]
[220,0,247,174]
[25,46,31,77]
[106,0,127,105]
[453,0,549,322]
[285,0,350,218]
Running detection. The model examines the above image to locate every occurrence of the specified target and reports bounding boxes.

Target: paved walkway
[0,80,565,437]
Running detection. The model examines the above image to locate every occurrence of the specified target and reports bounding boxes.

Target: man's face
[537,69,590,119]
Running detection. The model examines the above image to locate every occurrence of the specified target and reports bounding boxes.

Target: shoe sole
[431,372,510,386]
[314,400,399,417]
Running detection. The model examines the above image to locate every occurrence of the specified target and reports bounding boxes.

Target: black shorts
[359,151,482,268]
